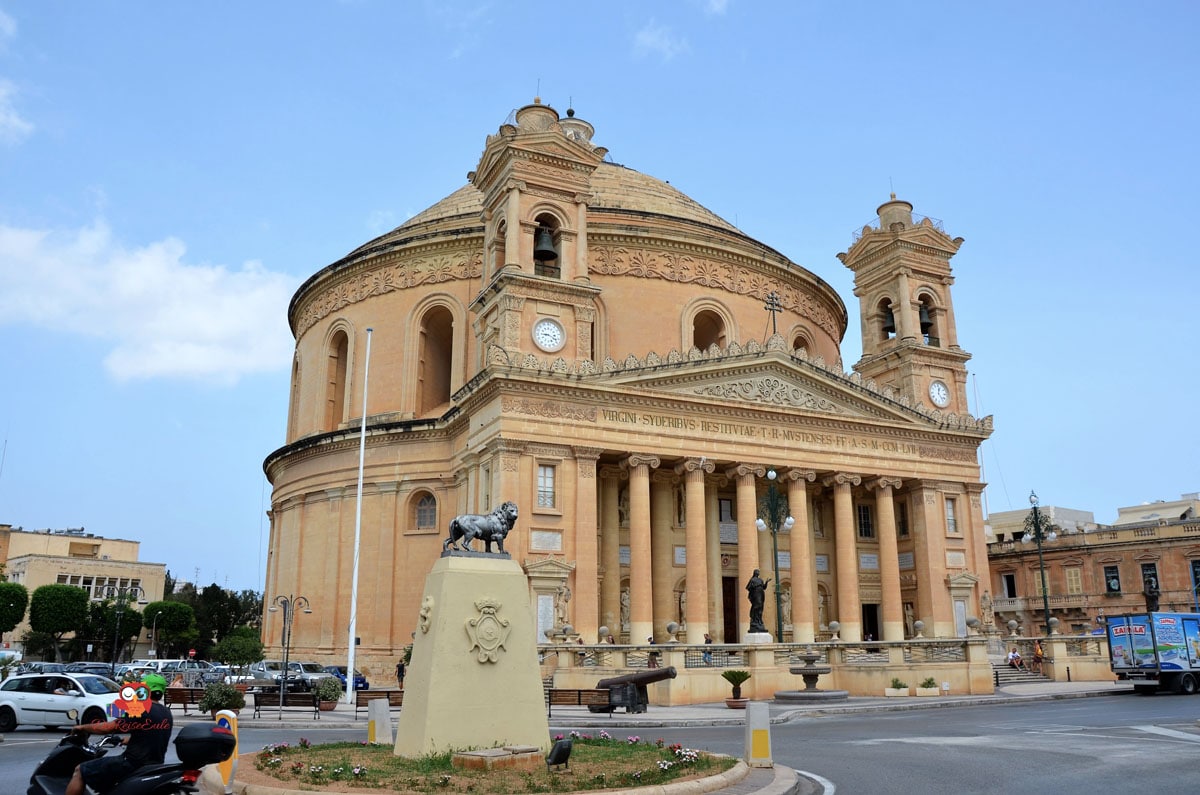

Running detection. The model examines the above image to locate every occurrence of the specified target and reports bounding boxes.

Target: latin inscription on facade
[815,554,829,573]
[598,409,975,462]
[859,553,879,571]
[898,552,914,571]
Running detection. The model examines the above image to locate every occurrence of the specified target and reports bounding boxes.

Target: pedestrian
[396,659,406,689]
[702,632,713,665]
[1007,647,1023,670]
[647,636,659,668]
[1031,640,1044,674]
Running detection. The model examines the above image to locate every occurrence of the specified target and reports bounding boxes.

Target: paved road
[4,690,1199,793]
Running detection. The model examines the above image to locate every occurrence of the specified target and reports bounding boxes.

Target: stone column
[870,477,905,642]
[826,472,863,642]
[676,458,714,642]
[621,454,659,644]
[705,476,725,641]
[572,447,603,641]
[504,184,522,267]
[911,481,952,637]
[784,470,817,643]
[650,471,675,641]
[598,466,625,640]
[727,464,765,640]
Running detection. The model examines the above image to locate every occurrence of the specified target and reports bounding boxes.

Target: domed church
[262,99,993,678]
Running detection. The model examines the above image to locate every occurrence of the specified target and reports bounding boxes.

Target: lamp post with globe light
[755,468,794,640]
[1021,490,1057,636]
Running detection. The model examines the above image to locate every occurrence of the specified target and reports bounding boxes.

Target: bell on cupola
[534,227,558,261]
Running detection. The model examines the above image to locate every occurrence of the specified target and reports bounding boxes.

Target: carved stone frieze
[693,376,843,411]
[295,250,483,337]
[590,244,840,339]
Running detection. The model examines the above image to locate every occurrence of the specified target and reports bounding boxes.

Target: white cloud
[0,220,298,384]
[705,0,729,14]
[0,80,33,144]
[634,20,688,61]
[0,9,15,43]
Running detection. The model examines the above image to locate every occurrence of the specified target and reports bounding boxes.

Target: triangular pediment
[607,354,919,423]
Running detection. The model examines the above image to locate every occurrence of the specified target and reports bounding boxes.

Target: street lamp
[103,585,147,677]
[268,594,311,720]
[755,468,795,640]
[147,609,162,659]
[1021,490,1057,636]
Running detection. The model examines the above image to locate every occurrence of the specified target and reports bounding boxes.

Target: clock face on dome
[928,380,951,408]
[532,318,565,352]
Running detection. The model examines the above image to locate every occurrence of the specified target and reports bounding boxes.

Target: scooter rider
[65,672,173,795]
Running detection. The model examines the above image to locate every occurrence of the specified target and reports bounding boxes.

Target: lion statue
[443,501,519,554]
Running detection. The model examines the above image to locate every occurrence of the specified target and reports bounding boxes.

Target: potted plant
[197,681,246,717]
[315,676,343,710]
[885,677,910,697]
[916,677,940,697]
[721,670,751,708]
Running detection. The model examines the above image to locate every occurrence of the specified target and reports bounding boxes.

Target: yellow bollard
[743,701,772,768]
[214,709,239,794]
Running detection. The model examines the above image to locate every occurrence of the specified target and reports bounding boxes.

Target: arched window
[693,309,726,350]
[878,298,897,341]
[418,306,454,417]
[415,493,437,530]
[917,296,940,347]
[324,329,349,431]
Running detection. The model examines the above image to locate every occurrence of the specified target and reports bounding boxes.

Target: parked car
[158,659,224,686]
[323,665,370,690]
[63,662,118,679]
[287,661,336,692]
[0,673,121,731]
[15,662,66,675]
[245,660,304,691]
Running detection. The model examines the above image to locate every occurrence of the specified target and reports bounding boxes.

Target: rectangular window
[896,501,909,537]
[1140,563,1160,592]
[1065,567,1082,595]
[1002,573,1017,598]
[945,497,958,533]
[857,504,874,539]
[719,498,734,522]
[536,464,556,509]
[1104,565,1121,594]
[1034,571,1049,597]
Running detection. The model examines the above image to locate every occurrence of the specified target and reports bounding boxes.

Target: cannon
[589,666,677,714]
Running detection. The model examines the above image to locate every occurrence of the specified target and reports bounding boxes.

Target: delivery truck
[1105,611,1200,694]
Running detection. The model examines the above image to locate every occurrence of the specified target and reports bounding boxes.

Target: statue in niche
[674,484,686,527]
[980,591,994,627]
[677,590,686,624]
[554,583,571,627]
[620,588,631,630]
[617,487,630,527]
[904,603,915,638]
[780,587,792,626]
[746,569,770,633]
[818,591,828,629]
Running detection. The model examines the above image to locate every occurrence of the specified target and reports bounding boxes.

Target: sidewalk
[203,678,1129,730]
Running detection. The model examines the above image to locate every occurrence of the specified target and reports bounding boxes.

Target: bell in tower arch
[882,307,896,335]
[534,226,558,261]
[918,303,933,334]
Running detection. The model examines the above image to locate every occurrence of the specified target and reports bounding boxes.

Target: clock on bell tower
[838,194,972,414]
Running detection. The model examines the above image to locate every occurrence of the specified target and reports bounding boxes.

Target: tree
[28,584,89,662]
[213,625,264,671]
[0,582,30,636]
[141,601,195,658]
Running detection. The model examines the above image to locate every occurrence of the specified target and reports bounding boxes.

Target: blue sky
[1,2,1196,592]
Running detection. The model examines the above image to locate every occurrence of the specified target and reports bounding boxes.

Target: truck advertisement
[1106,612,1200,693]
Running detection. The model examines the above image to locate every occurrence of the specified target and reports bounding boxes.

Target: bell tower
[468,100,607,363]
[838,195,972,413]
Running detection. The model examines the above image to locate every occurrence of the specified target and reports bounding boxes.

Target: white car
[0,673,121,731]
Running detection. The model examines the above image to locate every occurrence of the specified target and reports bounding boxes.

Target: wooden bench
[545,688,611,718]
[163,687,206,715]
[252,690,320,719]
[354,689,404,720]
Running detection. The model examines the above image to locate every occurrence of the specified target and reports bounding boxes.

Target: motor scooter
[28,723,235,795]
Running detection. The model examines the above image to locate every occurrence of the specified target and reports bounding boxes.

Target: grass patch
[250,731,736,792]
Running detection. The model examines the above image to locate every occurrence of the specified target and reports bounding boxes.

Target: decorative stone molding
[590,244,841,340]
[674,457,716,476]
[466,598,511,663]
[823,473,863,488]
[694,377,842,412]
[725,463,766,480]
[867,477,903,492]
[620,454,661,472]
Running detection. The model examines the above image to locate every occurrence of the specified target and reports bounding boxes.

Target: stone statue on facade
[746,569,769,634]
[554,583,571,627]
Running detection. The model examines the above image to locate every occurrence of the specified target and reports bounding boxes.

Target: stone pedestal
[394,553,550,756]
[744,631,773,644]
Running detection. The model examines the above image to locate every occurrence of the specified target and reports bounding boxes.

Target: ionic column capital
[620,454,661,472]
[822,472,862,488]
[780,468,817,483]
[868,476,903,492]
[725,463,766,480]
[674,457,716,477]
[599,465,628,481]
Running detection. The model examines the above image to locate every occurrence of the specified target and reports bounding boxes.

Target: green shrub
[889,677,908,690]
[197,682,246,712]
[315,676,344,702]
[919,677,938,689]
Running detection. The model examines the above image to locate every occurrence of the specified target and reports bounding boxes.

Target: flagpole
[346,327,372,703]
